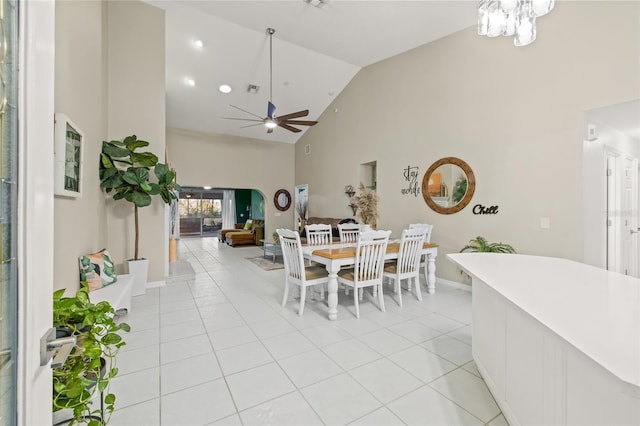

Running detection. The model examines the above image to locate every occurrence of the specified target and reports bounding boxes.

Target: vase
[126,258,149,296]
[169,236,178,262]
[300,219,306,231]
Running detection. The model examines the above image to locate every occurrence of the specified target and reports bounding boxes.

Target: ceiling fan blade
[230,104,264,120]
[276,109,309,121]
[267,101,276,119]
[240,123,265,129]
[222,117,264,122]
[278,122,302,133]
[280,120,318,126]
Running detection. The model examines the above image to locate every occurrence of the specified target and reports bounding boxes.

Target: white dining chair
[383,227,427,307]
[409,223,434,290]
[305,223,333,245]
[277,229,329,316]
[337,223,360,243]
[337,229,391,318]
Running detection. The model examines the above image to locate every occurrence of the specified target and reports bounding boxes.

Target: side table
[260,240,282,263]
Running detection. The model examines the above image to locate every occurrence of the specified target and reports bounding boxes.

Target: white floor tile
[110,367,159,409]
[208,325,257,350]
[334,316,382,336]
[350,358,423,403]
[388,319,443,344]
[261,331,316,360]
[488,413,510,426]
[160,333,214,365]
[462,360,481,378]
[208,414,243,425]
[421,335,473,366]
[321,339,382,370]
[350,407,405,426]
[216,340,274,375]
[160,352,223,395]
[239,391,323,425]
[413,312,467,333]
[161,378,236,425]
[160,318,206,343]
[248,316,296,340]
[119,328,159,352]
[298,323,353,347]
[300,373,382,425]
[277,348,343,388]
[120,311,159,333]
[358,328,414,356]
[388,385,483,426]
[429,368,500,422]
[110,398,159,425]
[225,362,296,411]
[117,344,159,376]
[160,308,202,327]
[447,324,473,346]
[388,345,458,383]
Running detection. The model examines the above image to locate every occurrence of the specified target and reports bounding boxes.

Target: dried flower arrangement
[351,182,379,226]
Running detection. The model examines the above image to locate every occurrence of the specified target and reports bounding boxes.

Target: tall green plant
[99,135,180,260]
[53,283,130,425]
[460,236,516,253]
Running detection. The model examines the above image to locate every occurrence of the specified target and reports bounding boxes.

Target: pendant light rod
[267,28,275,103]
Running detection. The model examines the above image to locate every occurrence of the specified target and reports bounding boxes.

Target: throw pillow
[243,219,253,230]
[79,249,118,291]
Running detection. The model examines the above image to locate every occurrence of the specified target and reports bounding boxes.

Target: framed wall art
[54,113,83,197]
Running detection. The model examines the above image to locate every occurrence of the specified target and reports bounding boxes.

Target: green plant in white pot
[99,135,180,295]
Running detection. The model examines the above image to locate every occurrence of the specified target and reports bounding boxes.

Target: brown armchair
[220,219,264,246]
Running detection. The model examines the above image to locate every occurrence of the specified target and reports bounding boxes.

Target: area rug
[246,256,284,271]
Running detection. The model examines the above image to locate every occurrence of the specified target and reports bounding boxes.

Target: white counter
[448,253,640,426]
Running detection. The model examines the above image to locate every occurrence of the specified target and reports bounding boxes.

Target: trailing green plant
[52,283,130,425]
[460,236,516,253]
[99,135,180,260]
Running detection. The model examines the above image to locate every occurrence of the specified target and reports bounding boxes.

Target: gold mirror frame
[421,157,476,215]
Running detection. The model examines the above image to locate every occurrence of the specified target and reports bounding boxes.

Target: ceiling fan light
[218,84,232,94]
[264,119,277,129]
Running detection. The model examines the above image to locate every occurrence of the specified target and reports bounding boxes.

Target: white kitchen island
[448,253,639,426]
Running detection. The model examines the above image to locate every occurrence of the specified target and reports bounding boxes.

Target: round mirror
[274,189,292,211]
[421,157,475,214]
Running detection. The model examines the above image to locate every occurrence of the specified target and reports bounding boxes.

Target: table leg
[326,264,340,321]
[427,254,436,294]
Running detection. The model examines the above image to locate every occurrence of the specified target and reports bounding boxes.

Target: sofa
[220,219,264,247]
[300,217,356,244]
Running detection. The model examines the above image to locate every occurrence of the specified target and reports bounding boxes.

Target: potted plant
[351,182,379,229]
[460,236,516,253]
[99,135,180,294]
[52,283,130,425]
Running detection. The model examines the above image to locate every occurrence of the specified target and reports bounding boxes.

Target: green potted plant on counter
[99,135,180,295]
[52,283,130,425]
[460,236,516,253]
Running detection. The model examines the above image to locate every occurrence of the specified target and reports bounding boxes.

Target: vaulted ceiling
[147,1,478,144]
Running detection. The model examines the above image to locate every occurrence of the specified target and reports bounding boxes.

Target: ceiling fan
[223,28,318,134]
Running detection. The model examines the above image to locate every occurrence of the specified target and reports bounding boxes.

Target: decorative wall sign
[54,113,83,197]
[472,204,499,215]
[400,165,420,197]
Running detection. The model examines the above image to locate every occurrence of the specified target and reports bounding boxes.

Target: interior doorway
[583,100,640,276]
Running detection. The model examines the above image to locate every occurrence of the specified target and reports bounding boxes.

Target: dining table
[301,241,439,320]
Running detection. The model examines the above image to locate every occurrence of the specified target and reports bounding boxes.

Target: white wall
[295,1,640,282]
[106,1,166,282]
[54,0,108,291]
[166,128,295,237]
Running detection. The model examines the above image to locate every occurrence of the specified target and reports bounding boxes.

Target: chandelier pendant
[478,0,555,46]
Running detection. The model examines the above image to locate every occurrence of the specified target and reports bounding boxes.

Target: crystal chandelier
[478,0,555,47]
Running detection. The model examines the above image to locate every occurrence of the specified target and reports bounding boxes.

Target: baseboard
[146,280,165,289]
[436,277,471,292]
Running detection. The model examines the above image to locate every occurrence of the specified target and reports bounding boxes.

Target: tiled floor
[107,237,507,426]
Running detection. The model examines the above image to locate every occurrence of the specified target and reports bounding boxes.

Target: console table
[448,253,639,426]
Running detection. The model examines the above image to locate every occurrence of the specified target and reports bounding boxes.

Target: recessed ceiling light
[203,186,212,190]
[218,84,232,94]
[185,78,195,87]
[193,39,204,49]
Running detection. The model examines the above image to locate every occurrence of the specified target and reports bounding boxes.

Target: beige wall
[166,128,295,237]
[105,1,166,282]
[295,1,640,282]
[54,0,108,292]
[54,0,166,289]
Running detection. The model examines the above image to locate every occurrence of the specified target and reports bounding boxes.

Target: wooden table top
[309,242,438,260]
